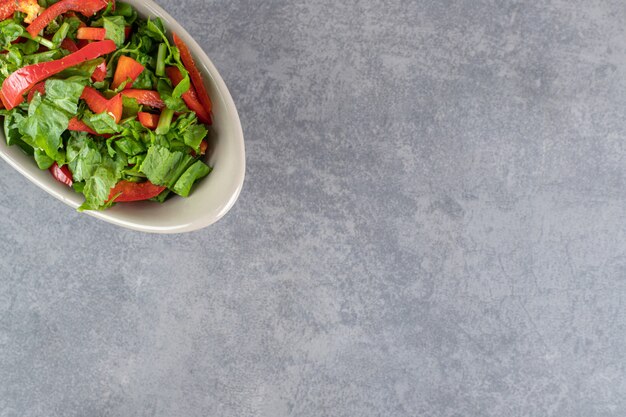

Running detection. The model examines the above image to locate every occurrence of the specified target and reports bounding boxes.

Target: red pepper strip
[68,117,98,135]
[108,180,166,203]
[49,163,73,187]
[165,66,212,125]
[77,27,105,41]
[78,27,131,41]
[137,112,160,130]
[91,61,107,82]
[106,93,123,123]
[112,55,144,90]
[26,82,45,103]
[26,0,108,38]
[121,89,165,109]
[0,40,116,109]
[172,32,212,114]
[60,38,79,52]
[80,86,108,113]
[80,86,122,123]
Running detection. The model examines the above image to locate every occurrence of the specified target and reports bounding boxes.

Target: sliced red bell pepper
[165,66,212,125]
[137,112,160,130]
[106,93,123,123]
[60,38,79,52]
[199,139,208,155]
[49,163,73,187]
[91,61,107,82]
[108,180,166,203]
[112,55,144,90]
[80,86,122,123]
[80,86,108,113]
[172,33,212,115]
[26,0,109,38]
[68,117,98,135]
[76,26,130,44]
[77,27,105,41]
[1,40,116,109]
[26,82,45,103]
[121,89,165,109]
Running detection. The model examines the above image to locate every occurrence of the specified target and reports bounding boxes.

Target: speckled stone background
[1,0,626,416]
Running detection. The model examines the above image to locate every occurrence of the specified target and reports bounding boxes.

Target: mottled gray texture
[0,0,625,416]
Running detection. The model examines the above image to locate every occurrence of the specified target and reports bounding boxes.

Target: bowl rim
[0,0,246,234]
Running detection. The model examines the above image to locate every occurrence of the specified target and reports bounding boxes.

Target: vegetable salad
[0,0,214,210]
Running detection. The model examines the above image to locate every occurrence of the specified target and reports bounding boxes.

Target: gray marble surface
[1,0,626,416]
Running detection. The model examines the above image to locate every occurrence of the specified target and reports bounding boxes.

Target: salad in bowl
[0,0,217,211]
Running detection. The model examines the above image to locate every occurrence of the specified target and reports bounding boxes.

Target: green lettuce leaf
[103,16,126,47]
[18,94,68,162]
[79,164,119,211]
[139,145,194,188]
[66,134,103,182]
[18,77,88,161]
[83,111,122,135]
[156,78,187,112]
[45,76,86,114]
[34,148,54,170]
[0,20,24,48]
[66,134,124,211]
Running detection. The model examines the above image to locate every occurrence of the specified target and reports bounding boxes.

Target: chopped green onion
[155,108,175,135]
[51,22,70,47]
[23,33,55,50]
[155,43,166,77]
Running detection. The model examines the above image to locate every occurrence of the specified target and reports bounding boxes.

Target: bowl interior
[0,0,245,233]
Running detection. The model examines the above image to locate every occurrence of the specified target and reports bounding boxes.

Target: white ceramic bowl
[0,0,245,233]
